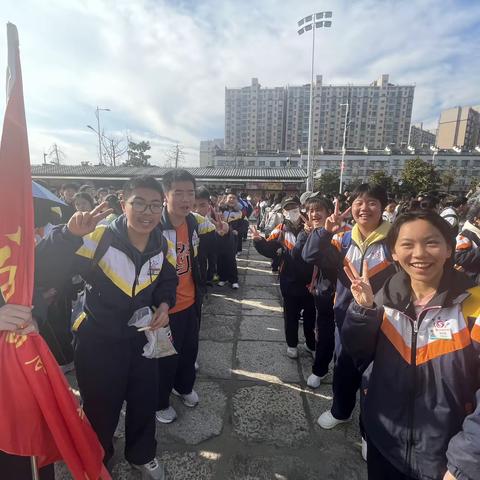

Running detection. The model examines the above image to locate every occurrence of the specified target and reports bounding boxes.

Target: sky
[1,0,479,167]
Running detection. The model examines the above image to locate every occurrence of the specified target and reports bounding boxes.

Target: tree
[101,133,128,167]
[369,171,395,194]
[314,170,340,195]
[124,141,151,167]
[441,168,456,193]
[165,144,185,168]
[401,157,440,195]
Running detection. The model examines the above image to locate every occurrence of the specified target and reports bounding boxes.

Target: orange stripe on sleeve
[368,259,392,278]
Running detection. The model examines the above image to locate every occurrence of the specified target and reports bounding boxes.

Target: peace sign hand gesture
[344,260,374,308]
[249,225,262,241]
[325,201,351,234]
[67,202,113,237]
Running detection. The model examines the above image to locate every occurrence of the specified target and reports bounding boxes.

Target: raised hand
[67,202,113,237]
[325,200,351,234]
[301,214,314,234]
[344,260,374,308]
[249,225,262,241]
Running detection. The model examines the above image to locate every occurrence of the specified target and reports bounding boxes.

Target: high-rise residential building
[409,124,436,148]
[224,74,415,152]
[436,106,480,150]
[199,138,224,167]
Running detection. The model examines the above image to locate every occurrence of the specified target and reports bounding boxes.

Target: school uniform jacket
[302,221,396,329]
[342,269,480,480]
[254,221,313,296]
[160,210,215,314]
[35,215,178,339]
[220,206,243,233]
[455,220,480,284]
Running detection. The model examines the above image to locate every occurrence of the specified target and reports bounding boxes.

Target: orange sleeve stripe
[368,259,392,278]
[456,243,472,251]
[283,238,295,250]
[472,323,480,343]
[416,328,471,365]
[381,315,412,364]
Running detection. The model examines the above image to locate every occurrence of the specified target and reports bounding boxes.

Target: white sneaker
[231,282,239,289]
[286,347,298,359]
[317,410,352,429]
[195,361,199,371]
[155,406,177,424]
[217,281,226,287]
[173,389,199,407]
[361,438,367,462]
[131,457,165,480]
[307,373,325,389]
[304,343,315,359]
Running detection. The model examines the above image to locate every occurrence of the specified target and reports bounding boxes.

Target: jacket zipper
[405,306,441,475]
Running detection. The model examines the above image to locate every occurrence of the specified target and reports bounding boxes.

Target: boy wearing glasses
[35,175,177,479]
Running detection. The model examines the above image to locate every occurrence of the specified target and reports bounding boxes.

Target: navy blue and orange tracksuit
[34,215,178,465]
[302,221,396,420]
[254,221,315,350]
[455,221,480,284]
[343,269,480,480]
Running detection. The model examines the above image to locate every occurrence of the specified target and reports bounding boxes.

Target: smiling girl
[342,210,480,480]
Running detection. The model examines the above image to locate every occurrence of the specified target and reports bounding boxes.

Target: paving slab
[244,275,280,287]
[241,299,283,316]
[240,265,276,275]
[197,340,234,379]
[239,315,284,342]
[299,353,333,385]
[232,384,310,446]
[243,287,279,300]
[235,341,300,383]
[231,448,366,480]
[157,381,227,445]
[199,314,237,341]
[202,295,242,315]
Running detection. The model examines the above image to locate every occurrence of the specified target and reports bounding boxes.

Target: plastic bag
[127,307,177,359]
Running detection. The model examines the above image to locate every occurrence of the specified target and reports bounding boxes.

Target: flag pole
[30,456,40,480]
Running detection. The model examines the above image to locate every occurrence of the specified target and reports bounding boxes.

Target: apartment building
[436,106,480,149]
[409,124,436,148]
[225,75,415,152]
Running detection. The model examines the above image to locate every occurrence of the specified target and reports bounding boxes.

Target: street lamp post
[339,102,349,194]
[297,12,333,192]
[94,106,110,165]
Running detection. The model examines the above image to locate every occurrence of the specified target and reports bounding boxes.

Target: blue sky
[1,0,479,166]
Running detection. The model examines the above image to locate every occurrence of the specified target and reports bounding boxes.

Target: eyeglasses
[128,200,163,214]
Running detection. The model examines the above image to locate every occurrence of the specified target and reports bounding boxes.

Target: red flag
[0,23,110,479]
[0,23,34,306]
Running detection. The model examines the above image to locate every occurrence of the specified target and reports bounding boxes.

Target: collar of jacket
[109,214,165,259]
[462,220,480,238]
[351,220,391,254]
[282,219,303,236]
[379,267,475,314]
[161,209,198,236]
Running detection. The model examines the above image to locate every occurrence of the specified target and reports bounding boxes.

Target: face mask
[284,208,301,223]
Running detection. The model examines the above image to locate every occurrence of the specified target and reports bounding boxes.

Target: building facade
[199,138,224,167]
[409,124,436,148]
[436,106,480,149]
[225,75,415,153]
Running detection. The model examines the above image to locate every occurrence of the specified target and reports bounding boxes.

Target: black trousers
[74,332,157,466]
[331,330,362,420]
[217,234,238,283]
[312,294,335,378]
[157,305,199,410]
[283,293,316,349]
[0,452,55,480]
[367,440,416,480]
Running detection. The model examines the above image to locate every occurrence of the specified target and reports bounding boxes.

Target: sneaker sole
[130,462,166,480]
[156,414,177,424]
[317,416,352,430]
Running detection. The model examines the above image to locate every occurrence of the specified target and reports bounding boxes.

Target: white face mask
[284,208,301,223]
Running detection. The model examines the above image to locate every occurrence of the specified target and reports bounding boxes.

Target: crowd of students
[0,170,479,480]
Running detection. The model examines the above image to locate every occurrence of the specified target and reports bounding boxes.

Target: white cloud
[0,0,479,165]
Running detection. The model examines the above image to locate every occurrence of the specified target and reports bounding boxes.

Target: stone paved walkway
[59,239,367,480]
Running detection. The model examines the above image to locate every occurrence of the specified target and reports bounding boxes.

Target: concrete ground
[58,239,367,480]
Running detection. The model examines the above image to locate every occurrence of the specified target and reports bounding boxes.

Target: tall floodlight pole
[95,106,110,165]
[339,102,349,194]
[297,12,333,191]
